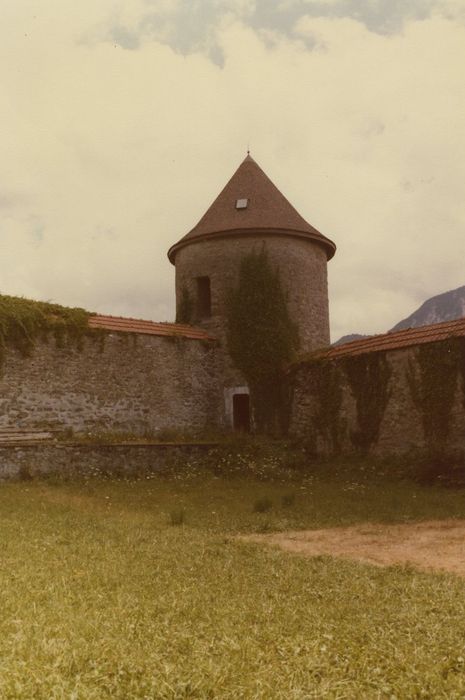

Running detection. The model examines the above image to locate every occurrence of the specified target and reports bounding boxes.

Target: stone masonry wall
[0,332,222,435]
[290,344,465,458]
[175,235,330,390]
[0,443,214,481]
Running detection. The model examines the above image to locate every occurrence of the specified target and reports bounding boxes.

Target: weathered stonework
[175,235,330,394]
[2,154,463,472]
[176,235,330,352]
[0,443,215,480]
[289,345,465,458]
[0,333,222,434]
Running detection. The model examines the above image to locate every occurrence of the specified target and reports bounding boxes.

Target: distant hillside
[334,284,465,345]
[333,333,370,346]
[390,285,465,332]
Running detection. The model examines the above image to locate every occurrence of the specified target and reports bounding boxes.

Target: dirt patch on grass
[244,519,465,577]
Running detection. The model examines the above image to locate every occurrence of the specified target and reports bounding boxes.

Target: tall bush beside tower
[168,153,336,432]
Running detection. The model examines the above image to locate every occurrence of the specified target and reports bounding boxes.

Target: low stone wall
[0,443,216,481]
[290,341,465,458]
[0,332,222,434]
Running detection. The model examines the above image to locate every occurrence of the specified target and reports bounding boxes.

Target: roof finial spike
[247,142,250,156]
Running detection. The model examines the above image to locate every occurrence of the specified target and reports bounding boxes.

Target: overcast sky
[2,0,464,341]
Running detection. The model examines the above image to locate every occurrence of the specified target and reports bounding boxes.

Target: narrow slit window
[196,276,211,318]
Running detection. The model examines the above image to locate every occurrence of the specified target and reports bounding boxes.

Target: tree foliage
[226,248,299,431]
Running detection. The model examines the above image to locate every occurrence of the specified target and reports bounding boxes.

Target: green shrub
[281,492,296,507]
[253,497,273,513]
[169,507,186,525]
[414,453,465,487]
[18,464,33,481]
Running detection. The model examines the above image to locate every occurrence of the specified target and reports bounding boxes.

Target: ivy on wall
[407,339,462,455]
[0,294,90,369]
[342,351,392,453]
[226,248,299,432]
[303,358,346,454]
[176,286,193,324]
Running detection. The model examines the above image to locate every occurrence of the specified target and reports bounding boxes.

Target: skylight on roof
[236,198,248,209]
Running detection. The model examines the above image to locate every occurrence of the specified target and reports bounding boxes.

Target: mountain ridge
[334,284,465,346]
[390,285,465,332]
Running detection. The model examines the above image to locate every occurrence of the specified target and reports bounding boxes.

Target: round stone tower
[168,154,336,357]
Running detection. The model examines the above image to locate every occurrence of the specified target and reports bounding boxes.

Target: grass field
[1,458,465,698]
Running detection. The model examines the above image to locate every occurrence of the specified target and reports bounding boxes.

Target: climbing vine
[226,247,299,432]
[0,294,90,369]
[407,339,462,455]
[342,351,392,453]
[304,358,346,454]
[176,286,193,324]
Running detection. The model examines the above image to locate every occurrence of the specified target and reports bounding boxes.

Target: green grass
[1,462,465,698]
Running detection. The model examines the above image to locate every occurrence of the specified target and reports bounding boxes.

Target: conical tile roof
[168,154,336,262]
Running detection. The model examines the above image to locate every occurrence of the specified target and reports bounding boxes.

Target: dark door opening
[233,393,250,432]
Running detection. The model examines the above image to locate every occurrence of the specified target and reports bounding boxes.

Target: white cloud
[302,0,340,5]
[434,0,465,21]
[0,4,464,341]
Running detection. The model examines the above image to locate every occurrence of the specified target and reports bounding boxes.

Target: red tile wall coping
[307,317,465,362]
[88,314,215,341]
